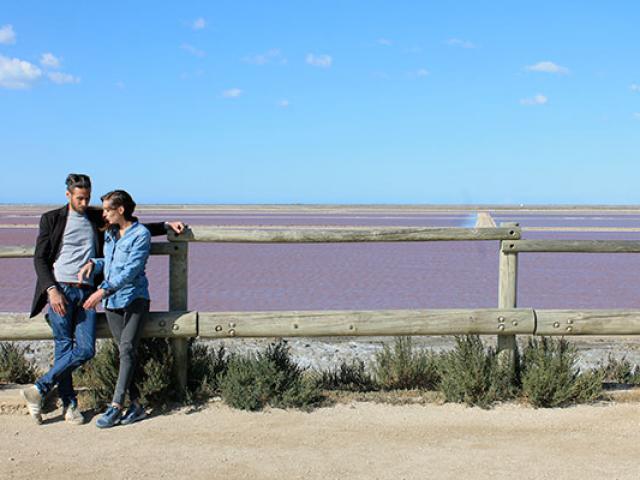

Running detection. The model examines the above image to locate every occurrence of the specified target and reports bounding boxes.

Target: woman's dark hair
[101,190,137,221]
[66,173,92,192]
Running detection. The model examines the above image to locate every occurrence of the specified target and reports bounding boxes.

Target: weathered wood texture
[198,309,535,338]
[503,240,640,253]
[169,242,189,394]
[535,310,640,335]
[6,309,640,338]
[0,245,34,258]
[0,311,197,341]
[497,223,519,353]
[0,242,176,258]
[169,226,521,243]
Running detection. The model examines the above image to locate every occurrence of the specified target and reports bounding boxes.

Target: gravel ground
[1,400,640,480]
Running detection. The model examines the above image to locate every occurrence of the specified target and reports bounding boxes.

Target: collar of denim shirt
[106,221,141,243]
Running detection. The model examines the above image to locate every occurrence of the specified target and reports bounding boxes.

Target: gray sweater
[52,209,97,285]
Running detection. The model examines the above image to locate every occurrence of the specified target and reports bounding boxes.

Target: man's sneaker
[96,406,122,429]
[120,404,146,426]
[20,386,43,425]
[63,403,85,425]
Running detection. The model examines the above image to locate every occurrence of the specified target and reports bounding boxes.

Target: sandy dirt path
[1,401,639,480]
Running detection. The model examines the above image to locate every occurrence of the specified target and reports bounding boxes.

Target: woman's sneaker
[120,404,146,425]
[96,406,122,429]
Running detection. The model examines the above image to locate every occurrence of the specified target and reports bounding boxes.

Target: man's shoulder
[40,205,67,223]
[85,207,106,225]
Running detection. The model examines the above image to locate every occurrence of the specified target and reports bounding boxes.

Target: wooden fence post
[498,222,519,359]
[169,242,189,396]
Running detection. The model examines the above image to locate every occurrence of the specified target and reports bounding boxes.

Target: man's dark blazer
[30,205,167,318]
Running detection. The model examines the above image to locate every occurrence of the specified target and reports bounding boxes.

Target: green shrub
[373,337,441,390]
[0,342,40,384]
[187,343,230,400]
[320,359,378,392]
[220,340,322,411]
[521,337,603,407]
[438,335,516,408]
[74,340,119,407]
[597,354,640,385]
[75,338,176,408]
[137,338,175,405]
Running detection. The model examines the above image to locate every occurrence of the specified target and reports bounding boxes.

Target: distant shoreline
[3,204,640,214]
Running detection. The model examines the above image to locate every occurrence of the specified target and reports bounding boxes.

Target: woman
[80,190,151,428]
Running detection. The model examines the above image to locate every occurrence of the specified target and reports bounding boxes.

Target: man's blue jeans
[35,284,96,406]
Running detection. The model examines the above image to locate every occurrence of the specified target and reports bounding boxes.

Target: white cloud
[416,68,429,77]
[40,52,61,68]
[520,94,548,106]
[446,38,476,49]
[244,49,286,65]
[634,113,640,120]
[0,24,16,45]
[306,53,332,68]
[47,71,80,84]
[277,99,289,108]
[192,17,206,30]
[0,54,41,89]
[377,38,392,46]
[222,88,242,98]
[525,61,569,75]
[631,84,640,92]
[115,81,125,89]
[181,43,205,57]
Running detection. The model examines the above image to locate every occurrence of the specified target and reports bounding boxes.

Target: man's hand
[48,288,68,316]
[83,289,105,310]
[77,261,94,282]
[166,221,186,235]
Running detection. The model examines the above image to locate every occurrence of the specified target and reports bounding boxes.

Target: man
[21,173,185,424]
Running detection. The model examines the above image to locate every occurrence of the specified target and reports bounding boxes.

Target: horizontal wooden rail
[502,240,640,253]
[198,309,534,337]
[4,308,640,339]
[169,226,521,243]
[0,242,179,259]
[0,311,197,340]
[535,310,640,335]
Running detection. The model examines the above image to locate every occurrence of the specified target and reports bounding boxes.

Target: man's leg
[35,286,96,397]
[55,330,74,408]
[23,286,78,423]
[34,286,78,398]
[60,289,96,424]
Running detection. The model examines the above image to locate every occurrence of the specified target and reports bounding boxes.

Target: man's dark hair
[65,173,92,192]
[101,190,137,221]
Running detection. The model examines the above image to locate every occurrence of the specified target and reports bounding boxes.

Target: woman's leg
[108,298,149,406]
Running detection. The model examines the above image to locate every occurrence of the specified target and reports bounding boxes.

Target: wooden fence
[2,221,640,392]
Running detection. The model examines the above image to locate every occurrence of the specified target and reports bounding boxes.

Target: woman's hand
[77,261,94,282]
[83,289,105,310]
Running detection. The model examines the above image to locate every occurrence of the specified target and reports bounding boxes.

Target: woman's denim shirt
[92,222,151,309]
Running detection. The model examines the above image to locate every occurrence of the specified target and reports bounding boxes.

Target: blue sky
[1,1,639,204]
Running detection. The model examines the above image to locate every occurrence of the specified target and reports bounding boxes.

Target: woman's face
[102,200,125,225]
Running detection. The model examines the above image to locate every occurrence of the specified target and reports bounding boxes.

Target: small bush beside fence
[3,335,634,411]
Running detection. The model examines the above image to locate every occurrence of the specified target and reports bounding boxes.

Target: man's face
[66,188,91,214]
